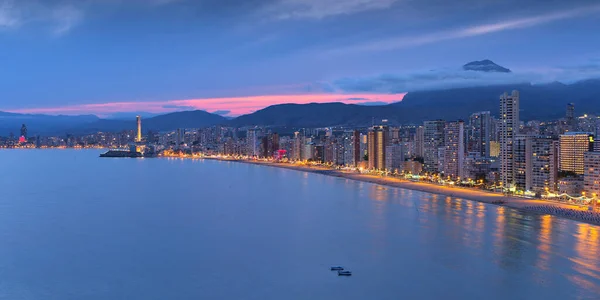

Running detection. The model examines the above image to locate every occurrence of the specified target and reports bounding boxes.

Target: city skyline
[7,87,600,214]
[0,0,599,116]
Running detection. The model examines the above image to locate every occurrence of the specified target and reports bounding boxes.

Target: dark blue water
[0,149,599,299]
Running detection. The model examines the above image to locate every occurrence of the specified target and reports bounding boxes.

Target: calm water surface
[0,149,599,299]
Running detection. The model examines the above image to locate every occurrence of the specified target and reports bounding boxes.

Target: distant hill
[3,78,600,134]
[0,110,227,135]
[77,110,228,134]
[229,79,600,127]
[229,103,404,127]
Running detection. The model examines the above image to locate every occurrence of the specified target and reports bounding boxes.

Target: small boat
[330,266,344,271]
[337,271,352,276]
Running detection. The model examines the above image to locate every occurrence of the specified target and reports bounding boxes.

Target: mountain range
[2,61,600,135]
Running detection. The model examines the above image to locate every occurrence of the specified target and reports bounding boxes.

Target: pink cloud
[6,93,405,116]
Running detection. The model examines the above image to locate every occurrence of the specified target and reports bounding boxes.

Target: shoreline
[202,157,600,226]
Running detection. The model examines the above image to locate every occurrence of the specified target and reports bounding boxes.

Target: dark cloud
[332,60,600,93]
[334,68,535,93]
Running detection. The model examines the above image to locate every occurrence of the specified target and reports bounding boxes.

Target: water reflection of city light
[535,215,552,271]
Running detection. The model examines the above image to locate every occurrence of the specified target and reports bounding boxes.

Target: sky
[1,0,599,117]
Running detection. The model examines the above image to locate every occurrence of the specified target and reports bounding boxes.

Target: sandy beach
[203,157,600,226]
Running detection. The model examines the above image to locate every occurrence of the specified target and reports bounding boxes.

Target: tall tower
[468,111,491,157]
[423,120,445,172]
[352,130,361,166]
[415,126,425,158]
[20,124,28,142]
[246,129,258,157]
[136,116,142,143]
[443,120,465,179]
[500,90,520,188]
[367,126,388,170]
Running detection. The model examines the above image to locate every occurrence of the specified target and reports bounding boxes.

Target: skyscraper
[292,131,303,160]
[385,144,404,172]
[424,120,445,173]
[20,124,27,140]
[314,145,325,163]
[136,116,142,142]
[530,136,553,193]
[367,126,388,170]
[246,129,258,157]
[513,134,532,190]
[443,120,465,178]
[584,152,600,198]
[468,111,491,157]
[272,133,280,154]
[352,130,361,166]
[559,132,594,175]
[549,140,560,191]
[415,126,424,158]
[176,128,183,147]
[500,90,520,187]
[514,135,553,192]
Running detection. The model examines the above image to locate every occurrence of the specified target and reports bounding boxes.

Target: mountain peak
[463,60,511,73]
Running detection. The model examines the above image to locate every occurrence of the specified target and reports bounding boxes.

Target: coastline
[202,157,600,226]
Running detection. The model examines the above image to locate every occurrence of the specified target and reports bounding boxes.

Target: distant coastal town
[5,91,600,220]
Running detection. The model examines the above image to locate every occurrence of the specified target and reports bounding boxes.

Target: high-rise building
[443,121,465,178]
[303,143,314,160]
[584,152,600,198]
[500,90,520,187]
[503,134,553,192]
[549,140,560,192]
[513,134,532,190]
[352,130,361,166]
[176,128,183,147]
[424,120,445,173]
[385,144,404,172]
[559,132,594,175]
[292,132,303,160]
[468,111,491,157]
[136,116,142,142]
[437,147,445,173]
[272,133,279,154]
[415,126,425,158]
[490,116,499,142]
[246,129,258,157]
[391,128,400,143]
[335,139,346,166]
[20,124,27,140]
[367,126,388,170]
[530,136,553,193]
[324,139,335,163]
[260,133,280,158]
[314,145,325,163]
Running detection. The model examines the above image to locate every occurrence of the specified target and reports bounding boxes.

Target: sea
[0,149,598,299]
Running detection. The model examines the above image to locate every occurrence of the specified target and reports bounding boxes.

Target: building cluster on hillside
[5,91,600,200]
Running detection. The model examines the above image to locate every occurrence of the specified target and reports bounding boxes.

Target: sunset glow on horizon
[7,93,406,117]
